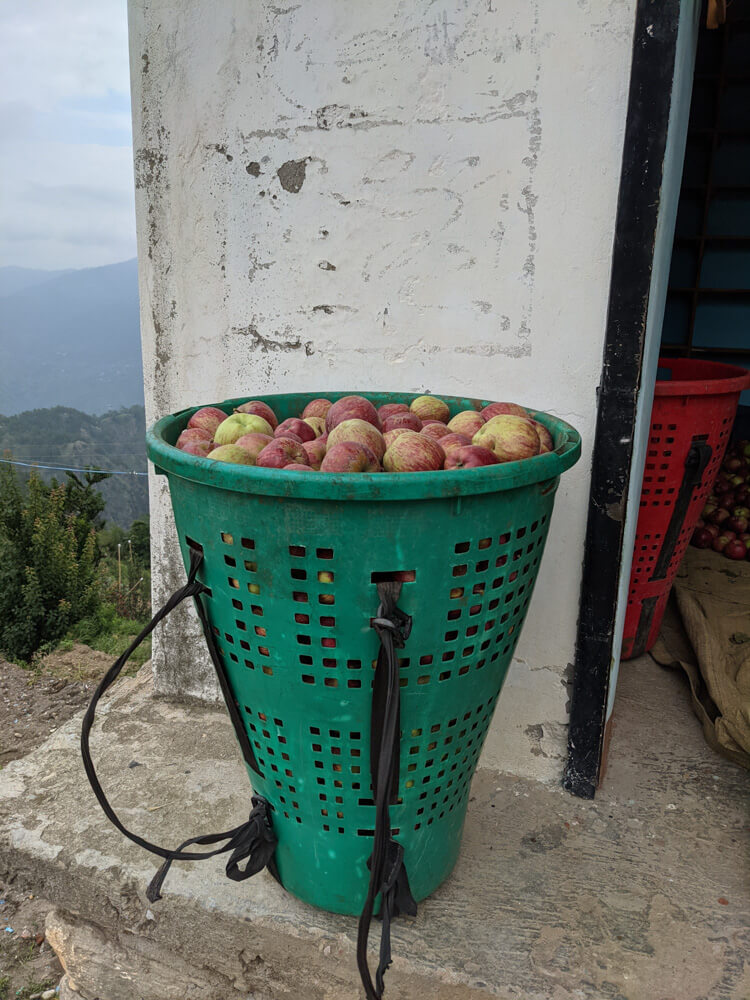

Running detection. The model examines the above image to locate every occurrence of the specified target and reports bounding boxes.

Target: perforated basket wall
[622,359,750,660]
[148,392,581,915]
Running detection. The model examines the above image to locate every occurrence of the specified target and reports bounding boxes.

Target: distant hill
[0,405,148,528]
[0,259,143,416]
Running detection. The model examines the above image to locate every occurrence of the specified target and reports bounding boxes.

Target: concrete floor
[0,652,747,1000]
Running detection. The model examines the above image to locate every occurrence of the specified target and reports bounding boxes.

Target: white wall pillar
[130,0,636,782]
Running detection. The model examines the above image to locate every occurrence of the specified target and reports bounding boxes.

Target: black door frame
[563,0,684,798]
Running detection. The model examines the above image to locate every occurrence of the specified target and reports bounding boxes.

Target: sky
[0,1,136,271]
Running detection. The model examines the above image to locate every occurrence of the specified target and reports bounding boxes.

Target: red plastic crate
[622,357,750,660]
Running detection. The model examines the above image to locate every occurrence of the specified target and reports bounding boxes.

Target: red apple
[447,410,485,437]
[302,398,333,419]
[711,508,730,525]
[712,534,731,553]
[383,431,444,472]
[481,401,528,420]
[275,417,316,442]
[284,463,312,471]
[383,427,411,449]
[320,442,380,472]
[179,438,213,458]
[257,439,308,468]
[207,444,256,465]
[382,411,423,433]
[705,523,720,538]
[473,415,540,462]
[188,406,226,437]
[177,427,212,447]
[302,438,328,470]
[234,432,273,462]
[725,539,747,560]
[421,422,451,441]
[235,400,278,429]
[303,416,326,437]
[440,432,472,456]
[444,445,500,470]
[531,419,554,453]
[326,395,380,432]
[725,457,742,473]
[691,527,713,549]
[410,395,450,423]
[727,516,748,534]
[327,418,386,461]
[378,403,410,422]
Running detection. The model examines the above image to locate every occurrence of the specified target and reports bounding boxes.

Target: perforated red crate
[622,357,750,660]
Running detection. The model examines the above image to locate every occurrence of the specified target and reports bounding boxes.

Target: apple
[702,503,717,518]
[410,395,450,423]
[178,437,213,458]
[256,438,308,468]
[383,431,444,472]
[214,413,273,445]
[725,458,742,473]
[382,411,423,433]
[207,444,256,465]
[326,395,380,432]
[743,443,750,459]
[187,406,226,437]
[705,523,720,538]
[710,508,730,525]
[725,539,747,560]
[531,420,554,453]
[378,403,410,422]
[727,516,748,534]
[440,432,472,456]
[320,442,380,472]
[472,415,540,462]
[304,416,326,437]
[302,438,327,470]
[235,400,278,429]
[730,475,744,487]
[275,417,316,443]
[383,427,411,449]
[302,398,333,419]
[444,445,500,470]
[481,401,528,420]
[284,463,312,471]
[234,432,273,463]
[327,418,386,461]
[712,534,731,553]
[177,427,212,447]
[691,527,713,549]
[447,410,485,437]
[421,422,451,441]
[732,506,750,519]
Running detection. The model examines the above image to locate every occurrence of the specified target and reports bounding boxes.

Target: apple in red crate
[447,410,485,437]
[382,411,423,433]
[257,439,308,468]
[234,432,273,463]
[302,438,328,470]
[187,406,226,437]
[302,398,333,419]
[383,431,444,472]
[444,445,500,470]
[321,441,380,472]
[235,400,278,429]
[481,401,528,420]
[473,415,540,461]
[327,418,386,461]
[275,417,316,442]
[326,395,380,432]
[410,395,450,423]
[378,403,410,422]
[207,444,256,465]
[691,527,713,549]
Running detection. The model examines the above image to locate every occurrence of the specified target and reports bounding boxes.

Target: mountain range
[0,258,143,416]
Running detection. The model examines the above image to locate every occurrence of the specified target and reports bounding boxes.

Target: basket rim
[656,357,750,397]
[147,391,582,501]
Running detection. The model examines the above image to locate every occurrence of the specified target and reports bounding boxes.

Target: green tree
[0,464,104,662]
[129,516,150,563]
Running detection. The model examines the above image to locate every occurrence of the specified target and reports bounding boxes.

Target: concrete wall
[130,0,636,782]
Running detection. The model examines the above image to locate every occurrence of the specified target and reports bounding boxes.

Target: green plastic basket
[147,391,581,915]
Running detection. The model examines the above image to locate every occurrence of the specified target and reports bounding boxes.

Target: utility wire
[0,457,148,477]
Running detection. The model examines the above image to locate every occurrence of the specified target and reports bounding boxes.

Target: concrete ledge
[0,660,747,999]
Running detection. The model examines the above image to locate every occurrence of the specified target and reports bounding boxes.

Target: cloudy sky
[0,1,136,271]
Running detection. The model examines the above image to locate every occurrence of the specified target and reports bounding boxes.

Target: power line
[0,458,148,478]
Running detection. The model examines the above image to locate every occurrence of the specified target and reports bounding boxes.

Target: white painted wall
[129,0,636,782]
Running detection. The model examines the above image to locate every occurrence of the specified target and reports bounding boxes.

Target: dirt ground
[0,645,118,998]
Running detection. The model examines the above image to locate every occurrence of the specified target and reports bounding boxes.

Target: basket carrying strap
[80,545,277,903]
[357,581,418,1000]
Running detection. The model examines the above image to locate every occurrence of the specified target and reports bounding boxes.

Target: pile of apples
[691,439,750,560]
[175,394,554,473]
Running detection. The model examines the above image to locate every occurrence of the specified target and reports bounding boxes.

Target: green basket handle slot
[80,546,276,902]
[357,581,418,1000]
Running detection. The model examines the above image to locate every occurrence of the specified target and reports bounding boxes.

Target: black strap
[357,582,417,1000]
[80,545,275,898]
